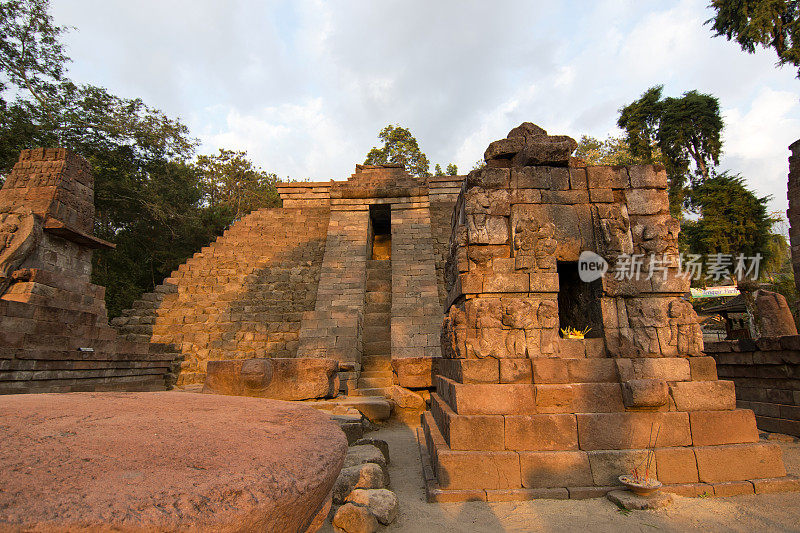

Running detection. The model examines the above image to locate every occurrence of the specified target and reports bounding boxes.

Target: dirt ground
[322,422,800,533]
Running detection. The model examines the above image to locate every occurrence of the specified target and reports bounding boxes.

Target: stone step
[363,340,390,356]
[365,291,390,305]
[334,396,392,422]
[363,313,391,327]
[365,302,390,314]
[358,376,393,389]
[366,279,390,292]
[362,326,390,343]
[366,259,390,269]
[360,370,392,379]
[348,387,390,398]
[366,268,390,281]
[362,355,392,371]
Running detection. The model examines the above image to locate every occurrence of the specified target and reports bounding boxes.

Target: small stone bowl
[618,475,662,497]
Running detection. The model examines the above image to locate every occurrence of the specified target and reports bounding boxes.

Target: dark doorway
[557,261,603,338]
[370,204,391,260]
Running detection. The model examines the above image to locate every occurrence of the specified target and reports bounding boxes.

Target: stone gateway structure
[419,123,794,501]
[0,149,179,393]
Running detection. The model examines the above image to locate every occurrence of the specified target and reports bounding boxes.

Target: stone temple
[0,124,797,508]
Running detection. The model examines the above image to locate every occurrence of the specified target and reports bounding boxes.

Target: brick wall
[114,207,330,386]
[709,337,800,437]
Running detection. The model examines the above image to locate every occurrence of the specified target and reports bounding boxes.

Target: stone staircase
[111,207,330,386]
[352,259,393,396]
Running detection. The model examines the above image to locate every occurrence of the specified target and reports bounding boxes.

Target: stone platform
[0,392,347,532]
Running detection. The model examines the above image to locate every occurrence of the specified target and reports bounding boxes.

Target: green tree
[434,163,443,176]
[195,149,280,219]
[574,135,647,166]
[681,172,774,275]
[364,125,431,177]
[0,0,232,316]
[708,0,800,78]
[446,163,458,175]
[618,86,723,216]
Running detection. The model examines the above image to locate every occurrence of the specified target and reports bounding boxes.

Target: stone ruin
[420,123,794,501]
[0,149,179,393]
[0,125,797,505]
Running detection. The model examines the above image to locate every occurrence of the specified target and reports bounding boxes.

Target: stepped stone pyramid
[419,123,797,501]
[0,149,178,393]
[115,163,462,397]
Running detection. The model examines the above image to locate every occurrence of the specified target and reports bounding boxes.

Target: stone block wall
[420,123,794,501]
[115,207,329,386]
[391,204,442,362]
[296,207,368,366]
[709,337,800,437]
[788,140,800,307]
[0,148,178,393]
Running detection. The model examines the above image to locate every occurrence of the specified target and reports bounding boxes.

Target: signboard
[690,286,740,299]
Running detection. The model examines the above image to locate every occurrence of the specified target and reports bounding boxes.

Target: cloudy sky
[52,0,798,215]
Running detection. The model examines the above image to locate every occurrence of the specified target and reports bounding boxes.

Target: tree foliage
[618,85,723,216]
[574,135,645,166]
[364,125,431,177]
[196,149,280,219]
[0,0,280,316]
[708,0,800,77]
[682,172,773,261]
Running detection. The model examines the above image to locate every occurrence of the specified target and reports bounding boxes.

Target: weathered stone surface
[577,412,691,450]
[694,443,786,483]
[203,357,339,400]
[345,488,398,525]
[689,409,760,446]
[0,392,347,533]
[621,379,668,408]
[334,463,387,504]
[655,447,698,484]
[353,438,390,464]
[519,451,593,488]
[387,385,426,410]
[392,357,437,388]
[505,414,578,451]
[336,397,393,422]
[669,380,736,411]
[607,490,673,510]
[484,122,577,167]
[344,444,388,472]
[332,502,379,533]
[754,289,798,336]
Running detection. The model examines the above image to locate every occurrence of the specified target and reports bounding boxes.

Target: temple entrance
[557,261,603,338]
[370,204,391,260]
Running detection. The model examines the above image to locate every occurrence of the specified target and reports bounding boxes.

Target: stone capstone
[484,122,578,167]
[202,357,339,400]
[0,392,347,533]
[345,488,399,525]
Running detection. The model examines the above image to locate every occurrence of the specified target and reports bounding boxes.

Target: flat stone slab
[607,489,674,510]
[203,357,339,400]
[0,391,347,532]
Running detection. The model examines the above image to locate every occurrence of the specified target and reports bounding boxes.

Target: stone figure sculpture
[668,298,703,356]
[0,208,40,296]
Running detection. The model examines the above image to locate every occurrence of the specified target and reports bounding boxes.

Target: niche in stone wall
[556,261,603,338]
[370,204,391,260]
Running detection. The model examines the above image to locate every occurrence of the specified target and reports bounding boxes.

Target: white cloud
[49,0,800,213]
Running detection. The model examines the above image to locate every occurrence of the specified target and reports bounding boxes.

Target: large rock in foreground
[0,392,347,532]
[203,357,339,400]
